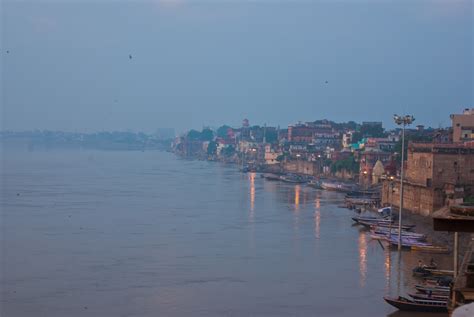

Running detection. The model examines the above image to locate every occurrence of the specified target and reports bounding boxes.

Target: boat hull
[383,297,448,313]
[411,245,450,254]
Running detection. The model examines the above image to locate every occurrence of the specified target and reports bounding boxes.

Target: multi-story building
[287,122,341,149]
[288,124,316,143]
[382,142,474,216]
[365,137,397,152]
[342,131,353,148]
[451,108,474,142]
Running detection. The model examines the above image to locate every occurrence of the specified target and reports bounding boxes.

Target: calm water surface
[1,149,449,316]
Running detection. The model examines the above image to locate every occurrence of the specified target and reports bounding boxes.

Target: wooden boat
[415,285,450,294]
[346,189,379,197]
[370,232,426,242]
[262,173,281,181]
[321,181,357,193]
[413,267,433,277]
[388,239,432,249]
[411,245,450,254]
[280,174,307,184]
[371,229,426,240]
[423,276,453,287]
[307,180,321,189]
[352,216,392,224]
[383,296,448,313]
[408,292,449,301]
[424,269,454,276]
[360,221,415,231]
[377,222,415,230]
[371,227,416,235]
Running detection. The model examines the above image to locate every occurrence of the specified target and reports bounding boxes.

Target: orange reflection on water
[249,172,255,213]
[294,185,300,211]
[314,196,321,239]
[384,248,392,294]
[358,232,368,287]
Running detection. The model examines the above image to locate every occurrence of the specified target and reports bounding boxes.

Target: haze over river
[1,148,448,316]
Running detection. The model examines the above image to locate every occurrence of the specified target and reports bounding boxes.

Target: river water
[1,148,450,316]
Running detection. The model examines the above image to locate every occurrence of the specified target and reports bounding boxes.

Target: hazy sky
[1,0,473,133]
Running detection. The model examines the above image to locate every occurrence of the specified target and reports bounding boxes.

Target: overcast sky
[1,0,472,133]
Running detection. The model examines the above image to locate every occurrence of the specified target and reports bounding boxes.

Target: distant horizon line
[0,121,451,136]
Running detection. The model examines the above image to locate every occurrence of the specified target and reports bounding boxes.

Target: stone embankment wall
[381,180,442,217]
[282,161,318,176]
[261,162,356,180]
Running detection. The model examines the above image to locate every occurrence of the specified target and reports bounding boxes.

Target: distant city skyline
[2,0,472,134]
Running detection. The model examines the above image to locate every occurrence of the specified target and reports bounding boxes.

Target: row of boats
[384,273,452,313]
[262,173,366,192]
[262,173,382,208]
[352,215,448,252]
[261,171,452,313]
[261,173,311,184]
[352,213,452,313]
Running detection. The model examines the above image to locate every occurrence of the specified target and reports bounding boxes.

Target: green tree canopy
[360,124,385,138]
[351,131,363,143]
[217,125,232,138]
[265,130,278,143]
[187,129,202,140]
[330,155,360,174]
[200,128,214,141]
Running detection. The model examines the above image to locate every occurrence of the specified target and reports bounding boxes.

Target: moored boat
[280,174,307,184]
[321,181,357,193]
[383,296,448,313]
[388,238,432,249]
[423,276,453,287]
[358,220,415,231]
[307,180,322,189]
[262,173,281,181]
[415,284,450,294]
[413,266,435,277]
[352,215,392,224]
[411,245,450,254]
[408,292,449,301]
[371,228,426,240]
[424,268,454,276]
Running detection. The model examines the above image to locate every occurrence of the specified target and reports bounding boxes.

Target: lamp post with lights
[393,114,415,250]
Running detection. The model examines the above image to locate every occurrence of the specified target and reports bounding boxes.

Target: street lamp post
[393,114,415,250]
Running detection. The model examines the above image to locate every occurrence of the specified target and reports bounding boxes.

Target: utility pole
[393,114,415,251]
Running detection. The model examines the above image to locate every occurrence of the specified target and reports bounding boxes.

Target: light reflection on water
[358,231,368,288]
[1,149,450,317]
[249,172,255,215]
[294,184,300,211]
[385,248,392,295]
